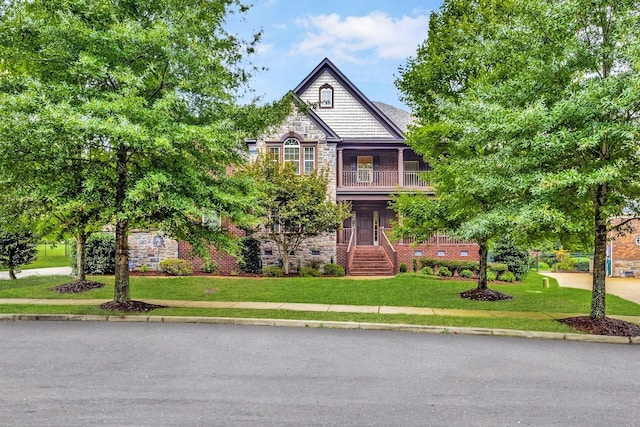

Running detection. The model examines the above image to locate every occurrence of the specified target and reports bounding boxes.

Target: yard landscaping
[0,272,639,336]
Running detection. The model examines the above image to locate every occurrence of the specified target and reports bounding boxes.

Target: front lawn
[1,272,638,316]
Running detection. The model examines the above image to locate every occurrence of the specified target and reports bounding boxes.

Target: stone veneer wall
[260,232,337,273]
[128,231,178,271]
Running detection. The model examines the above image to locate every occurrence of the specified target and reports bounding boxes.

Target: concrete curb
[0,313,637,345]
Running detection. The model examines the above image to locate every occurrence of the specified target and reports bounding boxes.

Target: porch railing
[345,228,356,275]
[341,170,432,188]
[338,228,353,244]
[396,233,476,246]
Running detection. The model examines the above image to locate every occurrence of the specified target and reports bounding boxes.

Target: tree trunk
[9,268,16,280]
[477,239,488,290]
[113,144,130,303]
[281,249,290,275]
[76,233,87,281]
[591,185,607,319]
[114,219,130,303]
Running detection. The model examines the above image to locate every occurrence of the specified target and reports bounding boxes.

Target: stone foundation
[260,232,337,272]
[612,260,640,277]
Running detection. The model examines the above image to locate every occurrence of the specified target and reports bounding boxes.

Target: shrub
[263,265,285,277]
[0,230,37,279]
[487,271,497,281]
[139,264,149,273]
[399,263,408,273]
[412,258,418,272]
[73,233,115,275]
[323,263,346,277]
[500,271,516,282]
[534,261,550,270]
[460,269,473,278]
[306,259,323,270]
[299,266,322,277]
[159,258,193,276]
[421,266,434,275]
[572,257,590,272]
[492,238,530,280]
[438,266,452,277]
[554,248,575,270]
[201,259,218,274]
[239,237,262,274]
[488,262,508,275]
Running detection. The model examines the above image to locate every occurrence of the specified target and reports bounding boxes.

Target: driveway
[0,266,72,280]
[543,271,640,305]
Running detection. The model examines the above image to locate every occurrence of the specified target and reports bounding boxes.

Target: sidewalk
[1,297,639,326]
[0,267,72,280]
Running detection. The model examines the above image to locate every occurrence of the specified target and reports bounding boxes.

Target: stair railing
[380,228,398,274]
[345,229,356,275]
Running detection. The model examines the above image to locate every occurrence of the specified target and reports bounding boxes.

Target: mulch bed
[459,288,514,301]
[99,300,166,312]
[48,280,105,294]
[559,316,640,337]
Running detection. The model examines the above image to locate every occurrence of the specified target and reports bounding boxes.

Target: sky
[225,0,443,110]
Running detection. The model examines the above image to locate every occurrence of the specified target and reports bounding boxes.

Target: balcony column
[337,149,343,187]
[397,148,405,187]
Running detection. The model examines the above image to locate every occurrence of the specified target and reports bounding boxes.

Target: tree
[242,157,351,275]
[0,231,37,280]
[456,0,640,319]
[0,0,288,308]
[393,0,522,294]
[491,238,530,281]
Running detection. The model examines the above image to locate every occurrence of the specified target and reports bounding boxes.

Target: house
[129,58,479,275]
[608,217,640,277]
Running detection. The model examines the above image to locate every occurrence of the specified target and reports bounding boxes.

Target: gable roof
[294,58,406,140]
[290,93,341,143]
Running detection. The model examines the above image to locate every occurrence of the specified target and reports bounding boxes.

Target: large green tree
[0,0,286,307]
[393,0,523,293]
[242,157,351,275]
[398,0,640,319]
[0,230,37,280]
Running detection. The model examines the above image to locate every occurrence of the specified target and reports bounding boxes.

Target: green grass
[0,305,577,334]
[1,271,639,316]
[0,242,72,271]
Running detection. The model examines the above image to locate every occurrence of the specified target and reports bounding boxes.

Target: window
[304,146,315,174]
[311,249,320,256]
[460,250,469,257]
[414,250,423,257]
[284,138,300,174]
[319,84,333,108]
[268,146,280,162]
[357,156,373,183]
[437,250,446,257]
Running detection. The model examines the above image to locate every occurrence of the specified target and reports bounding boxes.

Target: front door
[357,212,373,245]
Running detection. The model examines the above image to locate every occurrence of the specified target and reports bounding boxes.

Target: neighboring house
[608,217,640,277]
[130,58,479,275]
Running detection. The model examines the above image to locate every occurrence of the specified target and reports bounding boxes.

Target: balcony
[340,170,432,189]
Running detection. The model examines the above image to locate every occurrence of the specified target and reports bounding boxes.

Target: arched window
[319,84,333,108]
[284,138,300,174]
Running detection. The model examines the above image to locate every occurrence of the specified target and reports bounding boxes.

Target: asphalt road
[1,322,639,426]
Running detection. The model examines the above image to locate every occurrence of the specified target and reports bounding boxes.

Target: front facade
[248,58,478,275]
[130,58,479,275]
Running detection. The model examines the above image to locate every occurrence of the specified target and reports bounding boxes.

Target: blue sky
[226,0,443,110]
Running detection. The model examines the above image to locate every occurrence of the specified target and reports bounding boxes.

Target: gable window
[319,84,333,108]
[284,138,300,174]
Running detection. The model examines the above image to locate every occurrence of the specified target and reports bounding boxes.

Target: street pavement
[1,321,639,426]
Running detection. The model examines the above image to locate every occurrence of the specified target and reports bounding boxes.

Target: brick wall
[397,244,480,270]
[611,218,640,277]
[178,226,246,275]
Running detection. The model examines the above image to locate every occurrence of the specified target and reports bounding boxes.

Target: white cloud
[290,11,429,62]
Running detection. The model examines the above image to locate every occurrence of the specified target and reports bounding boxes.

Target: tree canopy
[242,157,350,275]
[0,0,289,306]
[397,0,640,318]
